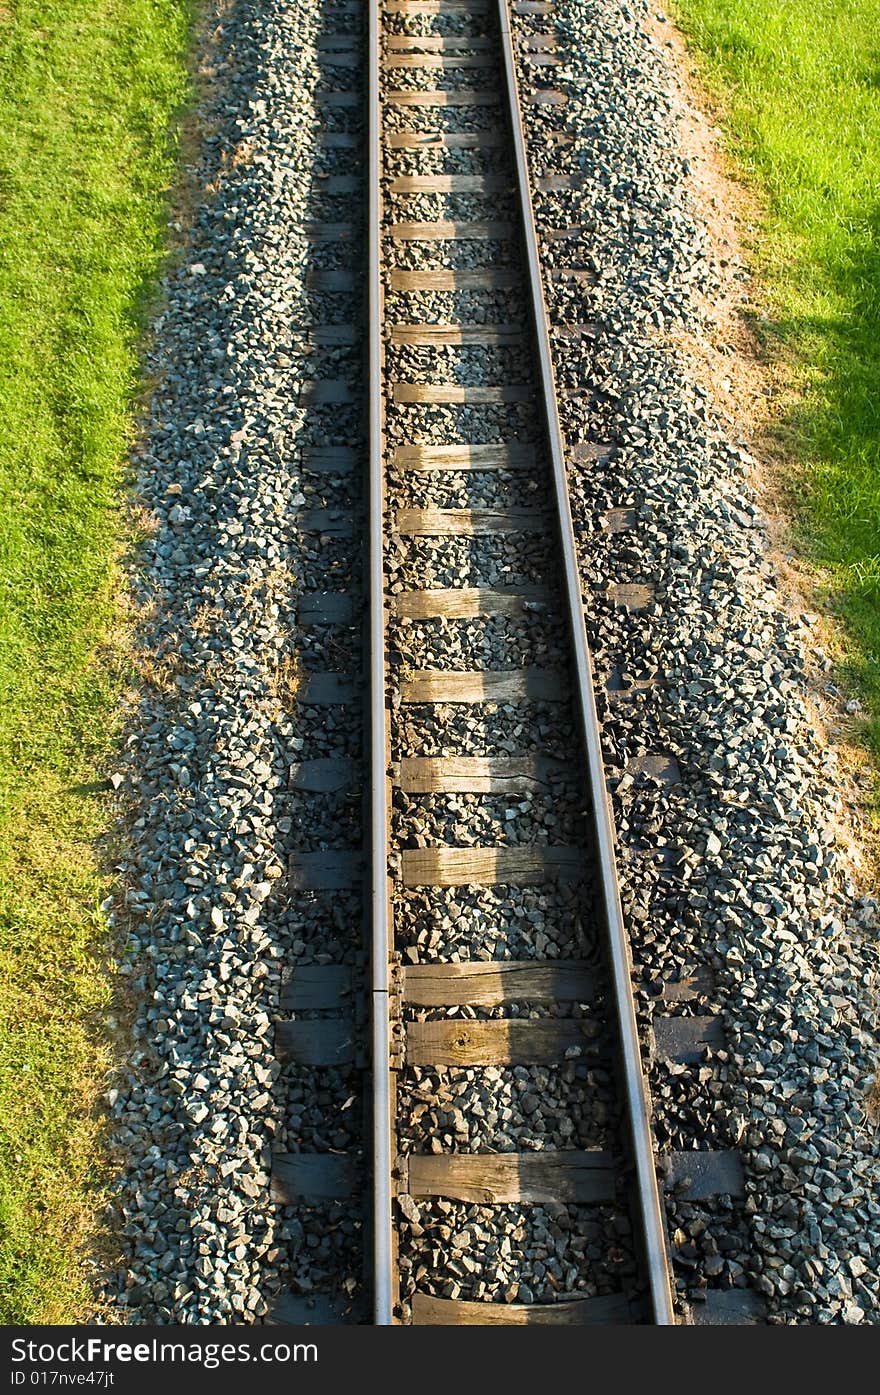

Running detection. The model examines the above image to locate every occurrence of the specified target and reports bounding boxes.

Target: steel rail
[368,0,394,1328]
[496,0,676,1325]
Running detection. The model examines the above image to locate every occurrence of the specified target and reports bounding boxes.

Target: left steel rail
[368,0,394,1328]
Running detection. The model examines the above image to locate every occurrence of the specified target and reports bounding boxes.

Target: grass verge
[0,0,192,1322]
[667,0,880,812]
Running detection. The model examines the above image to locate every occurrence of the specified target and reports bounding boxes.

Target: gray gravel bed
[98,0,370,1324]
[385,147,508,179]
[282,704,363,760]
[275,1066,363,1153]
[395,880,599,966]
[665,1195,755,1303]
[297,191,364,222]
[386,288,529,325]
[389,535,552,589]
[652,1063,748,1153]
[387,343,534,385]
[390,790,585,849]
[397,1063,618,1154]
[293,619,362,672]
[315,109,364,137]
[385,13,492,41]
[293,345,361,376]
[290,474,357,512]
[516,0,880,1323]
[397,1203,637,1310]
[385,190,516,224]
[390,467,545,511]
[280,889,364,963]
[397,702,579,761]
[380,65,498,95]
[291,537,359,589]
[295,402,362,446]
[389,614,569,671]
[386,236,516,272]
[387,402,542,443]
[383,106,500,136]
[284,790,361,850]
[273,1201,363,1316]
[302,237,361,272]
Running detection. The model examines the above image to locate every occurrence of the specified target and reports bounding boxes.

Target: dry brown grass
[265,651,300,719]
[127,502,161,542]
[189,601,224,636]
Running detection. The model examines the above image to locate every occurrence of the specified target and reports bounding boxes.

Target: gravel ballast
[97,0,878,1326]
[99,0,367,1323]
[514,0,879,1325]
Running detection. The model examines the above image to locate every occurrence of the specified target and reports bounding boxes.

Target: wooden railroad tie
[392,442,535,471]
[404,1017,598,1066]
[386,90,498,108]
[410,1293,633,1325]
[384,55,495,71]
[400,668,565,704]
[388,219,514,241]
[401,958,594,1006]
[385,35,495,53]
[388,267,517,291]
[387,131,504,150]
[400,1151,614,1205]
[392,506,544,534]
[391,584,551,619]
[396,755,568,795]
[391,383,532,404]
[388,325,524,347]
[389,174,510,194]
[401,845,586,887]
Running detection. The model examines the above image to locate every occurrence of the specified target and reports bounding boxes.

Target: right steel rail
[496,0,676,1325]
[368,0,394,1328]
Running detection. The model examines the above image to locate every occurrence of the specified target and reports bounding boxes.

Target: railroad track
[270,0,753,1327]
[369,0,672,1326]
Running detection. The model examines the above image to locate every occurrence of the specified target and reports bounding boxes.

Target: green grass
[667,0,880,779]
[0,0,192,1322]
